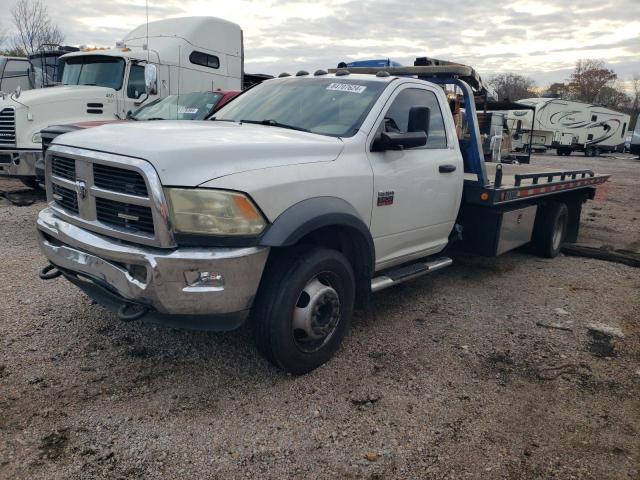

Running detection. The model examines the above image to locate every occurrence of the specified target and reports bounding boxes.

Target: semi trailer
[37,60,609,374]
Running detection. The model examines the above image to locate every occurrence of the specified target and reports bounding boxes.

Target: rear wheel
[253,246,355,374]
[533,202,568,258]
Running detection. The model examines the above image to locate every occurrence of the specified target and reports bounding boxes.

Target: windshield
[213,77,387,137]
[132,92,224,121]
[60,55,125,90]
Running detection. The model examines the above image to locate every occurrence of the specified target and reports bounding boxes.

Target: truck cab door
[366,84,463,269]
[122,62,158,116]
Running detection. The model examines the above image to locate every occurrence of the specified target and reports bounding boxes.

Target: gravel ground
[1,153,639,479]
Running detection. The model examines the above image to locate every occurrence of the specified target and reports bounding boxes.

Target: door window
[382,88,447,149]
[4,60,28,77]
[127,64,146,99]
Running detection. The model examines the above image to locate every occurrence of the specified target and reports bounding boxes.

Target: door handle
[439,164,457,173]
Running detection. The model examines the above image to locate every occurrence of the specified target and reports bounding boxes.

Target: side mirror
[144,64,158,95]
[372,131,427,151]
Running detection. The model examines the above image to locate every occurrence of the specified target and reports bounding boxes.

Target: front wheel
[252,247,355,374]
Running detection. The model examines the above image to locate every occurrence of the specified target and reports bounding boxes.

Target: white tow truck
[0,16,243,187]
[37,61,609,374]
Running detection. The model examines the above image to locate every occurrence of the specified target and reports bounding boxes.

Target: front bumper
[37,207,269,326]
[0,149,41,178]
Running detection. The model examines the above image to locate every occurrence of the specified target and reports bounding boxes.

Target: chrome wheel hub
[292,276,341,352]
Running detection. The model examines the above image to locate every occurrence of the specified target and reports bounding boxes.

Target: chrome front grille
[93,163,148,196]
[0,107,16,147]
[51,156,76,181]
[96,197,155,234]
[45,145,175,248]
[52,183,79,213]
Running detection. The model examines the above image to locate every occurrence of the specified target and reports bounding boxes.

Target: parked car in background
[35,90,240,185]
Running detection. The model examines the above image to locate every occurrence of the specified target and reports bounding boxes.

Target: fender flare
[259,196,375,273]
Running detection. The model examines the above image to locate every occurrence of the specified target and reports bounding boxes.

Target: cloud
[0,0,638,86]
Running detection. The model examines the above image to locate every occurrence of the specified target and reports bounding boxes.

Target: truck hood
[0,85,119,149]
[53,121,345,186]
[1,85,116,107]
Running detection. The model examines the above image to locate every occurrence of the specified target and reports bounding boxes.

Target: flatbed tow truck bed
[463,162,610,206]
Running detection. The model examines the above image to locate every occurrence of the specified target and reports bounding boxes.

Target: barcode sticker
[326,83,367,93]
[178,107,199,114]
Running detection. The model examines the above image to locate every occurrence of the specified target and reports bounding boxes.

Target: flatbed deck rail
[465,172,609,206]
[512,169,594,187]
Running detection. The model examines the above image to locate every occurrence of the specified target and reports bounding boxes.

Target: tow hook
[117,303,149,322]
[39,264,62,280]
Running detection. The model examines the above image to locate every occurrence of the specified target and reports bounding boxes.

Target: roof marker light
[278,72,291,78]
[295,70,309,76]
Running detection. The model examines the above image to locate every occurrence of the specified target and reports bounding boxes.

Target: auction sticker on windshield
[178,107,199,114]
[326,83,367,93]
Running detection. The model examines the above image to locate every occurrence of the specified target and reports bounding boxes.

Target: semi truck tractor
[0,16,243,187]
[37,61,609,374]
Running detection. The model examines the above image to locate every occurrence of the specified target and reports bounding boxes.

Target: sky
[1,0,639,88]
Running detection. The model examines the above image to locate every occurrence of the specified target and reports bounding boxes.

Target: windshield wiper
[239,119,310,133]
[146,117,166,121]
[210,117,238,122]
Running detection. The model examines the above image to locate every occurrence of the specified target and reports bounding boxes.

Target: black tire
[555,149,563,156]
[252,246,355,374]
[594,147,601,157]
[584,148,592,157]
[564,150,572,156]
[533,202,569,258]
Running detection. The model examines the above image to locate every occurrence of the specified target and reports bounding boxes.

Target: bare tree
[596,83,630,111]
[487,73,536,102]
[11,0,64,55]
[567,59,616,103]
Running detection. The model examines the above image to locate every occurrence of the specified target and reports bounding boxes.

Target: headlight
[166,188,266,236]
[32,132,42,144]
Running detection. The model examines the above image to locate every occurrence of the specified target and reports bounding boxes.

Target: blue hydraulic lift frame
[425,76,489,187]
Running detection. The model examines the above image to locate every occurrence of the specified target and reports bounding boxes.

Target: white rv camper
[0,16,243,187]
[507,98,630,156]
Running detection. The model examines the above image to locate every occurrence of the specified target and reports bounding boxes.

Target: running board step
[371,256,452,293]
